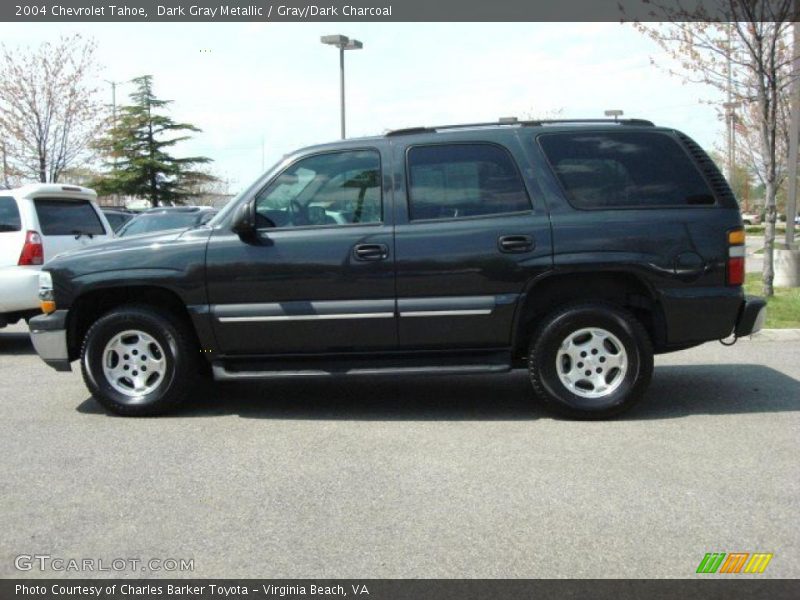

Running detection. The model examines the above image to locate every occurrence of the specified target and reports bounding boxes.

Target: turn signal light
[18,230,43,266]
[728,229,746,245]
[39,288,56,314]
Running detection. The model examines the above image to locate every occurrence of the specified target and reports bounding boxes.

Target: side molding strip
[399,309,493,318]
[219,313,394,323]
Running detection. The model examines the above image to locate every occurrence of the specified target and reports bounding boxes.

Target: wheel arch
[66,285,205,361]
[511,270,665,358]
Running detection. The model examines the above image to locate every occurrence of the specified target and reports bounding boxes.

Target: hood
[44,227,211,278]
[48,228,189,264]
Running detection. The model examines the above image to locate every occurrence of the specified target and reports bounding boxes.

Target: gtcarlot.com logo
[696,552,773,574]
[14,554,194,573]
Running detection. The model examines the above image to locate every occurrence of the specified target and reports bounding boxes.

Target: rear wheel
[528,303,653,419]
[80,305,199,416]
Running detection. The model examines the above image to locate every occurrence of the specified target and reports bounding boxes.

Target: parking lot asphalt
[0,322,798,579]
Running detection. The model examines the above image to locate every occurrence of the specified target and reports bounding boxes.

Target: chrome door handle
[354,243,389,261]
[498,235,534,253]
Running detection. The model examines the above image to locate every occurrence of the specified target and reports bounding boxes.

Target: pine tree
[93,75,214,206]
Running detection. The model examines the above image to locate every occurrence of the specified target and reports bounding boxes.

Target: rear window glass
[34,199,106,236]
[538,132,715,209]
[0,196,21,232]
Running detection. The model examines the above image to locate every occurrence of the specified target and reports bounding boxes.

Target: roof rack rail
[385,118,655,137]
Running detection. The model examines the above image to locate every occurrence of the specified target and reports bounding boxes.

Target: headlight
[38,271,56,314]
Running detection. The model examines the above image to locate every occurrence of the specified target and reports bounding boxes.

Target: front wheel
[80,305,199,416]
[528,303,653,419]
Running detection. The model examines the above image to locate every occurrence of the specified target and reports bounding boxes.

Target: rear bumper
[29,310,71,372]
[658,287,767,346]
[0,266,41,313]
[734,295,767,337]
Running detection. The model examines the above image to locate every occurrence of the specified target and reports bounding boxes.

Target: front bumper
[29,310,71,372]
[734,295,767,337]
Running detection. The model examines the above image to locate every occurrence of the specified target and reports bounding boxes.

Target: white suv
[0,184,113,328]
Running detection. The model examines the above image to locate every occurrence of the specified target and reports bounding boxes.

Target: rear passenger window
[538,132,715,209]
[34,199,105,236]
[0,196,21,232]
[407,144,531,221]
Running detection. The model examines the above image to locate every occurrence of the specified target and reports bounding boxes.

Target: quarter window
[407,144,531,221]
[0,196,21,232]
[254,150,382,229]
[538,131,716,209]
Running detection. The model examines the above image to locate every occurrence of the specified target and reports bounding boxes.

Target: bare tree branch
[0,34,103,184]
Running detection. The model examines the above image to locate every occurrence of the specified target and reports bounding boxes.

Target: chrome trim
[30,328,69,361]
[219,312,395,323]
[400,309,493,317]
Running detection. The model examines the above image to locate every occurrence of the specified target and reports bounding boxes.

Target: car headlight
[38,271,56,314]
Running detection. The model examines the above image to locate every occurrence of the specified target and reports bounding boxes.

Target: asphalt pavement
[0,322,798,579]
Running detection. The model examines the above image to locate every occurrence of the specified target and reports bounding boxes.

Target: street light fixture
[321,34,363,139]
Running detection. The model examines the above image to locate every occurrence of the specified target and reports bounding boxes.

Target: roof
[13,183,97,199]
[143,206,216,213]
[293,118,661,154]
[384,118,656,137]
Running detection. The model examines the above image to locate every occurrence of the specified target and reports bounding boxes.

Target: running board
[212,352,512,381]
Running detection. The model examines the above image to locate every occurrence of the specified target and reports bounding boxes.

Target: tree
[726,91,791,201]
[0,34,103,183]
[711,149,756,208]
[93,75,214,206]
[633,1,798,296]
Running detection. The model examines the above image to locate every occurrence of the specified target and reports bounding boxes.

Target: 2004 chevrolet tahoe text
[29,119,766,418]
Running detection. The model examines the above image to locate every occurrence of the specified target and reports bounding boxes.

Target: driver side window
[255,149,382,229]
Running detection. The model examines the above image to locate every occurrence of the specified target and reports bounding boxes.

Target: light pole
[321,34,363,139]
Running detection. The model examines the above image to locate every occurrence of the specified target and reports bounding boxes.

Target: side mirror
[231,200,256,238]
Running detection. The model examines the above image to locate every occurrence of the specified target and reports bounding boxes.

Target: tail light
[727,228,745,286]
[18,230,44,266]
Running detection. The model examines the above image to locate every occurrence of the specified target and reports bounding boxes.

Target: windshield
[118,212,202,237]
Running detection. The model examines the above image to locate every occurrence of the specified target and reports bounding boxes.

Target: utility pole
[785,14,799,247]
[724,23,738,189]
[104,80,122,172]
[1,142,9,188]
[104,79,132,206]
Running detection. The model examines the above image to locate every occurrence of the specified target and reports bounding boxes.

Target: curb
[747,329,800,342]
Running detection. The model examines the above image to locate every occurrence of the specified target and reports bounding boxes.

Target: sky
[0,21,727,193]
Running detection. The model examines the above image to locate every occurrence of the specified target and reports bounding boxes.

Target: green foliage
[744,274,800,329]
[92,75,214,206]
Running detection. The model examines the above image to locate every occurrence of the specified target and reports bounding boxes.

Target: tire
[528,303,653,419]
[80,305,199,416]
